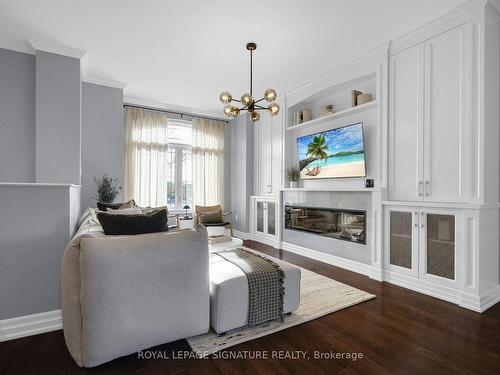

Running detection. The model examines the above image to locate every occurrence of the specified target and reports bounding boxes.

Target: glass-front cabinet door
[384,207,419,277]
[267,202,276,236]
[419,211,458,287]
[253,197,278,239]
[256,201,265,234]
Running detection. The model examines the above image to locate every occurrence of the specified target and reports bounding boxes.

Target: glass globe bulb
[229,106,240,117]
[241,93,252,106]
[264,88,277,102]
[268,102,280,116]
[223,104,232,116]
[249,110,260,122]
[219,91,232,104]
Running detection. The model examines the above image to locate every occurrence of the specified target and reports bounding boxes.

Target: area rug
[187,248,375,354]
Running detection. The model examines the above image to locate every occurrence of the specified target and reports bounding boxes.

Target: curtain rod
[123,104,229,124]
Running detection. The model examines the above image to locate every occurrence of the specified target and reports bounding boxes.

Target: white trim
[124,97,228,121]
[254,233,280,248]
[83,77,128,90]
[383,270,500,312]
[460,286,500,312]
[280,241,372,276]
[0,182,81,188]
[29,38,86,59]
[0,310,62,342]
[285,42,389,99]
[281,187,380,192]
[382,200,500,210]
[0,38,34,55]
[233,230,251,240]
[383,269,462,304]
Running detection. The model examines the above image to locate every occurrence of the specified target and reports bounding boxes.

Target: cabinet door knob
[425,181,430,196]
[418,181,423,196]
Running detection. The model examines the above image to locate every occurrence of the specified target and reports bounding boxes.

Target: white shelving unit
[281,187,380,192]
[286,100,378,132]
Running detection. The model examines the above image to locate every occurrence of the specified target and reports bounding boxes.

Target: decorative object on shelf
[293,110,303,125]
[93,174,122,203]
[324,104,336,115]
[357,93,373,105]
[365,179,374,188]
[219,43,279,123]
[351,90,362,107]
[183,204,191,219]
[302,108,312,122]
[287,166,301,188]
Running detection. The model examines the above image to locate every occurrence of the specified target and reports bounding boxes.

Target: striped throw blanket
[216,249,285,325]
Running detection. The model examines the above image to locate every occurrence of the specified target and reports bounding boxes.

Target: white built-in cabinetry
[384,2,500,312]
[246,0,499,312]
[384,206,461,289]
[254,99,283,196]
[389,24,467,203]
[250,196,279,247]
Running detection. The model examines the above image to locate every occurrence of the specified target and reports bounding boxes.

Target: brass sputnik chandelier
[219,42,279,122]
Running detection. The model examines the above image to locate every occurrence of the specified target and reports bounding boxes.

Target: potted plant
[287,166,301,188]
[93,174,122,203]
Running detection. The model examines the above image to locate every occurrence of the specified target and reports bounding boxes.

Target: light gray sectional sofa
[61,209,210,367]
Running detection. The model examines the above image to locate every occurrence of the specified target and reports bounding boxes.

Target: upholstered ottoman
[209,250,301,334]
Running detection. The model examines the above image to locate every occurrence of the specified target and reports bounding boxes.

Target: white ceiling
[0,0,464,116]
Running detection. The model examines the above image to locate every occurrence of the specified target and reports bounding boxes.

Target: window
[166,120,193,210]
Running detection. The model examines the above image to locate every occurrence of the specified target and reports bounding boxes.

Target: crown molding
[123,96,228,121]
[286,42,390,98]
[486,0,500,18]
[83,76,128,90]
[0,37,34,55]
[29,38,86,59]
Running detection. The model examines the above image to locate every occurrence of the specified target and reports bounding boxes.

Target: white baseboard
[460,287,500,313]
[0,310,62,342]
[280,241,372,276]
[233,230,251,240]
[382,270,461,305]
[253,233,280,249]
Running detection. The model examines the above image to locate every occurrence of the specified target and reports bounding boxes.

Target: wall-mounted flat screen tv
[297,122,366,179]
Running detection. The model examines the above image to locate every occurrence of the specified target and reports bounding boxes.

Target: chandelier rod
[250,48,253,98]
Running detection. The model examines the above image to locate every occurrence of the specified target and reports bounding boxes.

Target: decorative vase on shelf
[302,108,312,122]
[357,93,373,105]
[290,181,298,188]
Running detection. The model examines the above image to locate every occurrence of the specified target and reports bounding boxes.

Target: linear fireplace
[284,205,366,244]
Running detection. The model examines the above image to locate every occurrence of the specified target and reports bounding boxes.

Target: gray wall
[230,115,254,232]
[0,185,80,319]
[81,83,124,209]
[0,48,35,182]
[35,51,81,185]
[224,123,231,211]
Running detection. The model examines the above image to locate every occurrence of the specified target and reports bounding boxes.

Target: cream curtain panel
[124,108,168,207]
[192,118,225,207]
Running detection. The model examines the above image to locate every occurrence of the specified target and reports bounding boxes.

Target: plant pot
[290,181,298,188]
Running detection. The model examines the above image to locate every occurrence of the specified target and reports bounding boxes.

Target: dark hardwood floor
[1,240,499,374]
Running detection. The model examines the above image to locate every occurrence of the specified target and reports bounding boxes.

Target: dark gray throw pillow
[97,209,167,235]
[200,211,223,224]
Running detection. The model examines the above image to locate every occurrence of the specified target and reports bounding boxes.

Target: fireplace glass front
[284,206,366,244]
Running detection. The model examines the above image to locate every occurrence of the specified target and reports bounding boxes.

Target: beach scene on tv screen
[297,123,366,179]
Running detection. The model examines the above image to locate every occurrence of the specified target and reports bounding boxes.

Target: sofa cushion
[97,199,136,211]
[97,209,167,235]
[106,206,142,215]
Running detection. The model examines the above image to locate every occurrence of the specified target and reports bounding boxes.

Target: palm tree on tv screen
[307,134,328,160]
